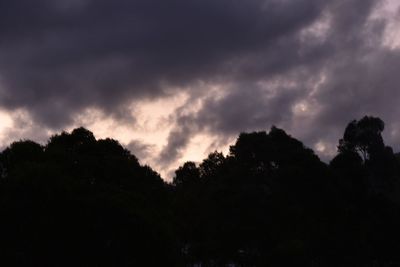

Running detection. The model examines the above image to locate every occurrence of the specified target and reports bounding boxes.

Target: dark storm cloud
[196,83,302,134]
[157,0,400,166]
[193,0,382,137]
[1,0,400,171]
[0,0,327,128]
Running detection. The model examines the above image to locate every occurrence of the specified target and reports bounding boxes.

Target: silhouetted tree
[173,161,200,187]
[2,117,400,266]
[330,116,400,265]
[0,128,179,267]
[338,116,385,161]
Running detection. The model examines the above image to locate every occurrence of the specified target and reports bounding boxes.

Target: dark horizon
[1,115,400,266]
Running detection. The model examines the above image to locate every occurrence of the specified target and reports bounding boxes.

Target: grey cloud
[2,0,400,175]
[158,113,199,169]
[197,83,302,134]
[0,0,328,128]
[156,80,306,168]
[125,139,156,163]
[159,0,400,163]
[315,49,400,151]
[0,112,53,149]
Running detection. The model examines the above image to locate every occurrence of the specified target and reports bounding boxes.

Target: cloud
[1,0,400,178]
[0,0,327,127]
[126,139,157,164]
[154,0,400,171]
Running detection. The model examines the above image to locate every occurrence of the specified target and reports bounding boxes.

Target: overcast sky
[0,0,400,179]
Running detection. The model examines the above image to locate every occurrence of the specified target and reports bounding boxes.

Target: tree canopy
[1,116,400,266]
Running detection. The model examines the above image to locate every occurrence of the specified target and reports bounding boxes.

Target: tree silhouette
[338,116,385,161]
[1,117,400,266]
[330,116,400,265]
[173,161,200,187]
[0,128,179,267]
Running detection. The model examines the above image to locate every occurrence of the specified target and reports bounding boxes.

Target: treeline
[0,116,400,266]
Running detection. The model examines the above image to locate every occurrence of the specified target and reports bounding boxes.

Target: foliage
[0,129,178,267]
[1,116,400,266]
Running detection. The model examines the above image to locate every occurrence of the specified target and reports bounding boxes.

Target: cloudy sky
[0,0,399,179]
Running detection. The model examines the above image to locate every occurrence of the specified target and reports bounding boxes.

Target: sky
[0,0,400,180]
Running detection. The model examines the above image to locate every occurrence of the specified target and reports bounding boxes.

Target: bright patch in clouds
[373,0,400,49]
[300,11,332,44]
[0,111,13,144]
[293,102,309,115]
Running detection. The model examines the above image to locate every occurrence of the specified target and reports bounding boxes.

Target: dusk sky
[0,0,399,179]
